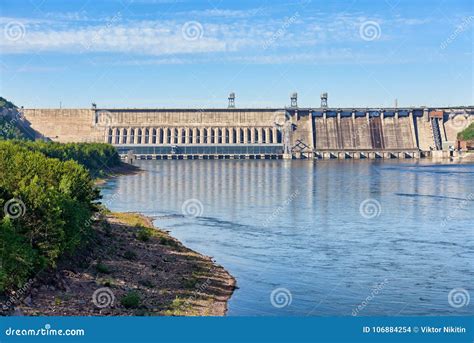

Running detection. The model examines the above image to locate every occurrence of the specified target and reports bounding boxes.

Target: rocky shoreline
[4,212,236,316]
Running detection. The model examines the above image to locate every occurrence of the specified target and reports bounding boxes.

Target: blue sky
[0,0,472,108]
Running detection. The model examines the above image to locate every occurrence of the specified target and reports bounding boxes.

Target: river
[101,160,473,316]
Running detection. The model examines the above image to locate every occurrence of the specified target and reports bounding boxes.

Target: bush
[0,141,99,292]
[12,141,121,177]
[121,291,141,309]
[159,236,179,248]
[96,263,111,274]
[123,250,137,260]
[0,218,39,292]
[136,228,151,242]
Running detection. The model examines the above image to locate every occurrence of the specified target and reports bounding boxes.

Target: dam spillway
[20,106,474,160]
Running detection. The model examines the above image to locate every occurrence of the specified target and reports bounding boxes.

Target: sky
[0,0,472,109]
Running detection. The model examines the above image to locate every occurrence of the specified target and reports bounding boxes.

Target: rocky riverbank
[5,212,236,316]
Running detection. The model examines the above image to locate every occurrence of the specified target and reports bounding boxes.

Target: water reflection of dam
[113,160,460,226]
[22,105,474,160]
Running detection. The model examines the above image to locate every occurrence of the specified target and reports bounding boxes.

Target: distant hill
[0,97,17,110]
[0,96,33,140]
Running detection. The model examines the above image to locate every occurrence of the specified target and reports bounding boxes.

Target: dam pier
[20,96,473,160]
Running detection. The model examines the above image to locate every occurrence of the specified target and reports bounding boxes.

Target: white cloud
[43,11,91,22]
[1,20,228,55]
[393,17,431,26]
[183,8,264,18]
[15,66,67,72]
[0,11,442,58]
[0,16,53,25]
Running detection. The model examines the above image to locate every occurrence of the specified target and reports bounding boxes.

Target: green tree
[0,141,102,292]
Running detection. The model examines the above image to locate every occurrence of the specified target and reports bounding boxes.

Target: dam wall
[21,108,103,143]
[311,111,418,152]
[22,106,474,159]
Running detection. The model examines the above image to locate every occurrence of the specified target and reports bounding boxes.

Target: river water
[100,160,473,316]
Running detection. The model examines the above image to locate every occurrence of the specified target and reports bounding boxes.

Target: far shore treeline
[0,97,121,295]
[13,140,121,177]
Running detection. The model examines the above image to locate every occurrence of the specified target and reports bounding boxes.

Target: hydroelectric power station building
[21,94,474,160]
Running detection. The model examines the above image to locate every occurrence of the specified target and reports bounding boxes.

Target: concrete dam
[21,103,474,160]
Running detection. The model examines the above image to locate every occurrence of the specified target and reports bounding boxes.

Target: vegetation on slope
[0,116,28,140]
[0,97,17,110]
[0,97,124,300]
[0,97,30,140]
[457,123,474,141]
[15,141,121,177]
[0,141,100,292]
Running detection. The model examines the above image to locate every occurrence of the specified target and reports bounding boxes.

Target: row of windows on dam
[107,127,283,145]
